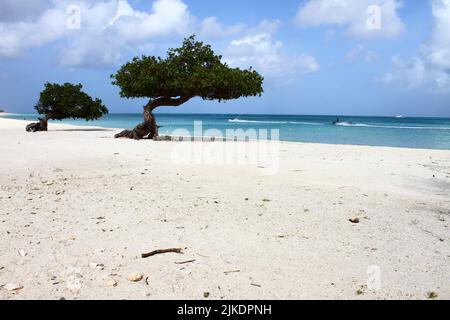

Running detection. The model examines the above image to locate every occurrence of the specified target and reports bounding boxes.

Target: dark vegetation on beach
[26,83,108,132]
[111,35,264,140]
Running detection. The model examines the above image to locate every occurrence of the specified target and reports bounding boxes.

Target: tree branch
[146,96,192,111]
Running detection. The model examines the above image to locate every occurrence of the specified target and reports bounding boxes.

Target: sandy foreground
[0,117,449,300]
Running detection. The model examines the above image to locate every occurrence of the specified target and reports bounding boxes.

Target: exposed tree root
[26,118,48,132]
[115,110,158,140]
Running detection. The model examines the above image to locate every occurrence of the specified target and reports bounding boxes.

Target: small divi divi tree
[26,82,108,132]
[111,35,264,140]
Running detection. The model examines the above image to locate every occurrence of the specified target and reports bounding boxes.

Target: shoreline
[1,117,449,152]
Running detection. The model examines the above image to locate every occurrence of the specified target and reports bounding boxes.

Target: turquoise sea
[3,113,450,150]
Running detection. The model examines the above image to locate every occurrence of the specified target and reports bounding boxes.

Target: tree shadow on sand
[52,128,113,132]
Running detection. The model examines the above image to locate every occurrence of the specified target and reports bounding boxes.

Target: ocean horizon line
[2,112,450,119]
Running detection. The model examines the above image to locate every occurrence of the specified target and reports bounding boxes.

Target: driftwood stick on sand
[224,270,241,275]
[141,248,184,258]
[174,259,196,265]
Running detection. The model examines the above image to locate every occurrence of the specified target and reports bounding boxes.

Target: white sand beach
[0,117,449,300]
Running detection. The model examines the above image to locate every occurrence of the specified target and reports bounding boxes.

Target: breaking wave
[229,119,450,130]
[334,123,450,130]
[228,119,323,125]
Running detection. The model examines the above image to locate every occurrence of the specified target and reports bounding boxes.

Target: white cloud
[60,0,193,67]
[0,5,67,58]
[0,0,320,78]
[200,17,244,39]
[198,18,318,78]
[294,0,405,39]
[0,0,194,66]
[383,0,450,93]
[383,56,427,88]
[423,0,450,71]
[111,0,192,42]
[225,33,319,77]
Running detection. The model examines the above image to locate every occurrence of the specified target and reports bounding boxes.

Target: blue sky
[0,0,449,117]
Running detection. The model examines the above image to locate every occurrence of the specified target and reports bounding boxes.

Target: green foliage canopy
[35,83,108,121]
[111,35,264,108]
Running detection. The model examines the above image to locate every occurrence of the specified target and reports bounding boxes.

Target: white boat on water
[395,115,405,118]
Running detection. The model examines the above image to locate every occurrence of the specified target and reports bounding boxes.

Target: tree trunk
[114,96,191,140]
[114,109,158,140]
[26,117,48,132]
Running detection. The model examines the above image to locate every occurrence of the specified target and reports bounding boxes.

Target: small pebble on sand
[127,272,143,282]
[3,283,23,291]
[105,278,118,287]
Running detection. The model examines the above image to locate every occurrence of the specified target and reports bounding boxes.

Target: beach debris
[224,270,240,275]
[104,277,118,287]
[356,285,367,295]
[66,267,83,293]
[203,292,210,298]
[127,272,143,282]
[89,262,104,271]
[262,198,271,202]
[18,249,27,257]
[250,283,261,288]
[422,228,445,242]
[349,218,360,224]
[174,259,196,265]
[3,283,24,291]
[141,247,184,258]
[428,291,438,299]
